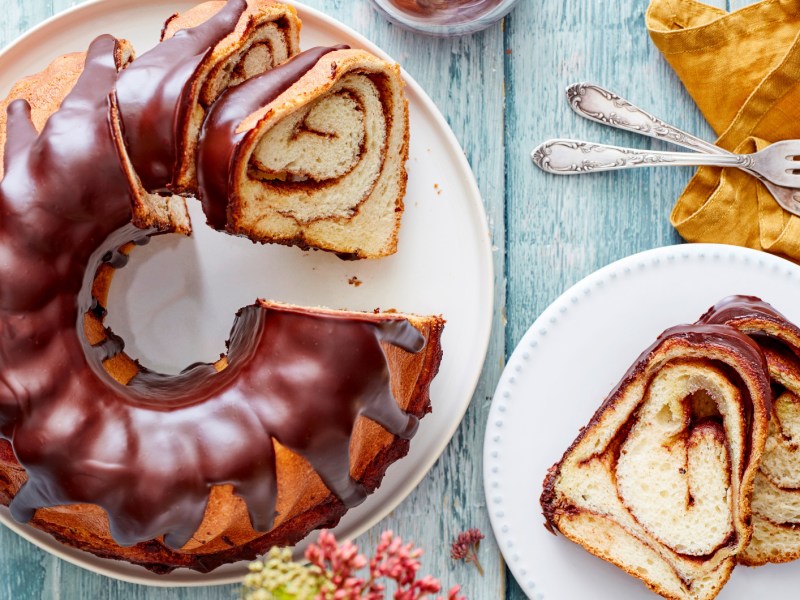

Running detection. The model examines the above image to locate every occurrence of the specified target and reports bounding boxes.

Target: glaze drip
[0,13,426,550]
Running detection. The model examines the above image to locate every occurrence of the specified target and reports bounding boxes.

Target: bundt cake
[0,0,443,575]
[541,323,771,600]
[698,296,800,566]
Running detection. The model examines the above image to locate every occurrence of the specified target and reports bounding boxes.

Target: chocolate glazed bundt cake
[0,0,444,574]
[541,323,771,600]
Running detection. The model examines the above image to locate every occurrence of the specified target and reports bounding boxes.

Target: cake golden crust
[0,306,443,573]
[0,53,83,178]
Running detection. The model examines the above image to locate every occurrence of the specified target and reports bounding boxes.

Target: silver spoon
[548,82,800,216]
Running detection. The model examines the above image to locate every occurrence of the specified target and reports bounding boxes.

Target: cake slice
[699,296,800,566]
[110,0,301,231]
[541,324,771,600]
[159,0,301,192]
[196,46,409,259]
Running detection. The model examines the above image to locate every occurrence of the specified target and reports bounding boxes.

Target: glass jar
[369,0,521,36]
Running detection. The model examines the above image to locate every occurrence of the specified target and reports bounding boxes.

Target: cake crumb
[434,183,441,196]
[348,276,363,287]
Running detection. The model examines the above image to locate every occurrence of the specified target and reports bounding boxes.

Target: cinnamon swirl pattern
[541,323,771,600]
[197,47,409,258]
[699,296,800,566]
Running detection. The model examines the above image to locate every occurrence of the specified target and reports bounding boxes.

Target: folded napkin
[646,0,800,260]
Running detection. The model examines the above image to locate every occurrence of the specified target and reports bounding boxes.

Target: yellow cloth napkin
[646,0,800,260]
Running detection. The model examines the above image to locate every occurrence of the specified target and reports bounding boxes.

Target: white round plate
[485,243,800,600]
[0,0,492,588]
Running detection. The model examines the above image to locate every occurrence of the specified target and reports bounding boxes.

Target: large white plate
[485,243,800,599]
[0,0,492,587]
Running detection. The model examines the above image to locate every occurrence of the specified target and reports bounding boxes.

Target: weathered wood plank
[0,1,506,598]
[318,4,507,600]
[502,0,727,598]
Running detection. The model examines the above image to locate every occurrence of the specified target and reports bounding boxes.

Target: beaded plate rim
[484,243,800,599]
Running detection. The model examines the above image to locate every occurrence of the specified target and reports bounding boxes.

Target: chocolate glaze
[197,45,348,229]
[115,0,247,192]
[603,322,771,418]
[14,297,423,549]
[0,35,131,436]
[0,20,427,549]
[699,295,800,391]
[698,295,790,328]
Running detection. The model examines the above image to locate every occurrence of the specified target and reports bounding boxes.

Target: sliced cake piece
[110,0,301,230]
[159,0,301,191]
[699,295,800,566]
[541,324,771,600]
[196,46,409,259]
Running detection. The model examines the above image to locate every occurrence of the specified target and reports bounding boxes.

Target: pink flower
[295,529,466,599]
[446,586,466,600]
[450,529,485,576]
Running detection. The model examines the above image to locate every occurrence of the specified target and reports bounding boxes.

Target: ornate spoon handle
[532,139,751,175]
[558,82,800,215]
[566,83,728,155]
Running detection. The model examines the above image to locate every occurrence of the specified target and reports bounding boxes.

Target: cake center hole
[103,201,385,374]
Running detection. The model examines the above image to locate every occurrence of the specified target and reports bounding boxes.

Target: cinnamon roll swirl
[197,46,409,259]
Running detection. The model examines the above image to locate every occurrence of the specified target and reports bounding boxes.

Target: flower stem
[468,550,484,577]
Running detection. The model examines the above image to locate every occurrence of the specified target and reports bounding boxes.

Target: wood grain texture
[0,0,505,599]
[503,0,728,599]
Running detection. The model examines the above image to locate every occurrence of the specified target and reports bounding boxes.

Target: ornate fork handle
[532,140,753,175]
[555,82,800,215]
[566,83,725,155]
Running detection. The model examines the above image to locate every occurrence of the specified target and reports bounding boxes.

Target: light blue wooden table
[0,0,749,598]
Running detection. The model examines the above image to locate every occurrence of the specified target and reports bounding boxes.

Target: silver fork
[531,83,800,215]
[565,83,800,215]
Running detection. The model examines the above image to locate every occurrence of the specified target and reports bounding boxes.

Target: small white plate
[0,0,493,588]
[485,243,800,599]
